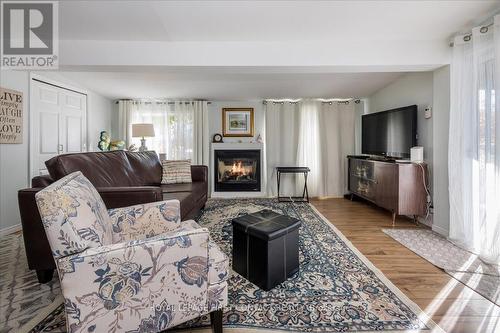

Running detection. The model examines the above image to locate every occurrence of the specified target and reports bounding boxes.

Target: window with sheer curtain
[117,100,209,165]
[449,15,500,265]
[129,102,193,160]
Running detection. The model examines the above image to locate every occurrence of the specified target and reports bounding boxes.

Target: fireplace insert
[214,150,261,192]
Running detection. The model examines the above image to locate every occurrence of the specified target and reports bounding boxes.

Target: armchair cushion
[35,171,112,259]
[57,227,213,332]
[108,200,181,243]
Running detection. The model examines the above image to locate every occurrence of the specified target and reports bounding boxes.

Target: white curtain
[265,102,300,196]
[449,15,500,265]
[193,101,210,165]
[119,100,209,164]
[117,100,133,145]
[266,100,355,198]
[318,101,356,195]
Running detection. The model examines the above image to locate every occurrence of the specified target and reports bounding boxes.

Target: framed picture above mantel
[222,108,254,137]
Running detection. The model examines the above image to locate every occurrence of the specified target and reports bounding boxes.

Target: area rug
[0,232,61,333]
[383,228,500,306]
[21,199,442,332]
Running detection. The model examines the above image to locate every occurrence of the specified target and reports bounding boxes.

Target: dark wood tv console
[347,156,428,224]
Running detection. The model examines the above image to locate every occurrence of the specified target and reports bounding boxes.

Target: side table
[276,166,310,203]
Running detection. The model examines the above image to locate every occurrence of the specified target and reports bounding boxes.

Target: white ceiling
[55,0,500,100]
[58,69,404,100]
[60,1,499,42]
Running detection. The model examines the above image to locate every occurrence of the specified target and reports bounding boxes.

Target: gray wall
[0,71,113,233]
[367,72,434,178]
[432,66,450,236]
[363,70,451,235]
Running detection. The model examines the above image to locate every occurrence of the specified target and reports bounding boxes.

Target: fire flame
[231,161,248,175]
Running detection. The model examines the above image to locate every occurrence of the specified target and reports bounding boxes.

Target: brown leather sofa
[18,150,208,283]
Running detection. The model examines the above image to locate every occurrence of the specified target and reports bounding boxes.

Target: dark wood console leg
[210,309,223,333]
[36,269,54,283]
[392,212,396,226]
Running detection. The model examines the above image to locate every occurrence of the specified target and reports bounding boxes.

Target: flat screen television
[362,105,417,159]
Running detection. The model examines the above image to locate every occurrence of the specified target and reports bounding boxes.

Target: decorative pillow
[161,159,192,184]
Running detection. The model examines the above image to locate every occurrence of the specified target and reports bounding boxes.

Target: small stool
[232,209,301,291]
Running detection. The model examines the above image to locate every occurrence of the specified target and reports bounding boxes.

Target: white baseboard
[432,224,449,237]
[0,223,22,237]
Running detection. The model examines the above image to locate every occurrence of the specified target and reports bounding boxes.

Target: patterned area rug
[383,228,500,306]
[11,199,442,332]
[0,233,61,333]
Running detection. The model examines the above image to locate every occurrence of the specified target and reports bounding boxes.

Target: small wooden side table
[276,166,310,203]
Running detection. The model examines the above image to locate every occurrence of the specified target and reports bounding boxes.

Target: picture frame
[222,108,254,137]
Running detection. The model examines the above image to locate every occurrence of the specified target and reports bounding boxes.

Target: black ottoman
[232,209,301,291]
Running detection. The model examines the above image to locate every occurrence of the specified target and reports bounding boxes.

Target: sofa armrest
[56,227,211,331]
[31,175,53,187]
[18,188,55,270]
[96,186,162,209]
[108,199,181,243]
[191,165,208,183]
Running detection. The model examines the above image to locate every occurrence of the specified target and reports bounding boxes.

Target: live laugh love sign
[0,87,23,144]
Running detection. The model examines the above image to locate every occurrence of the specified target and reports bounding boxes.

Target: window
[130,102,194,160]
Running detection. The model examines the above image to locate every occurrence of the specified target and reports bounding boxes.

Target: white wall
[367,72,434,169]
[0,71,113,232]
[0,71,30,234]
[432,66,450,236]
[365,70,451,235]
[208,101,264,143]
[366,72,434,225]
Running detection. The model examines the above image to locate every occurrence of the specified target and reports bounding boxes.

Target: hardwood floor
[311,198,500,333]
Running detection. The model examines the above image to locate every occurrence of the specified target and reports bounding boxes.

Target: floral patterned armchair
[35,171,228,333]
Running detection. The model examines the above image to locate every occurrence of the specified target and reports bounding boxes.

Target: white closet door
[31,80,87,177]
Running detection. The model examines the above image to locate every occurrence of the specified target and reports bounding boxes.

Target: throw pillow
[161,159,192,184]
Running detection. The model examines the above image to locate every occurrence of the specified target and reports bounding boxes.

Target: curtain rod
[263,99,361,105]
[115,100,212,105]
[449,21,495,46]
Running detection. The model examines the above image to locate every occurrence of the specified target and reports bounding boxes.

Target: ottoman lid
[232,209,301,240]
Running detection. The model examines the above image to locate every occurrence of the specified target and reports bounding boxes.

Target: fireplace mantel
[211,142,263,150]
[210,142,266,198]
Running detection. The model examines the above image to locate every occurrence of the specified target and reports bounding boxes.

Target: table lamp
[132,123,155,152]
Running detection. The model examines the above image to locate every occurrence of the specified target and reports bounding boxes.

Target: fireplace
[214,150,261,192]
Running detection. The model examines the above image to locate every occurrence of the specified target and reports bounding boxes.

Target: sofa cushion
[161,182,206,206]
[35,171,112,259]
[45,151,136,187]
[162,191,196,218]
[125,151,162,185]
[160,182,207,194]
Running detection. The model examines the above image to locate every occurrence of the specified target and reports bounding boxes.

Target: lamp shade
[132,123,155,138]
